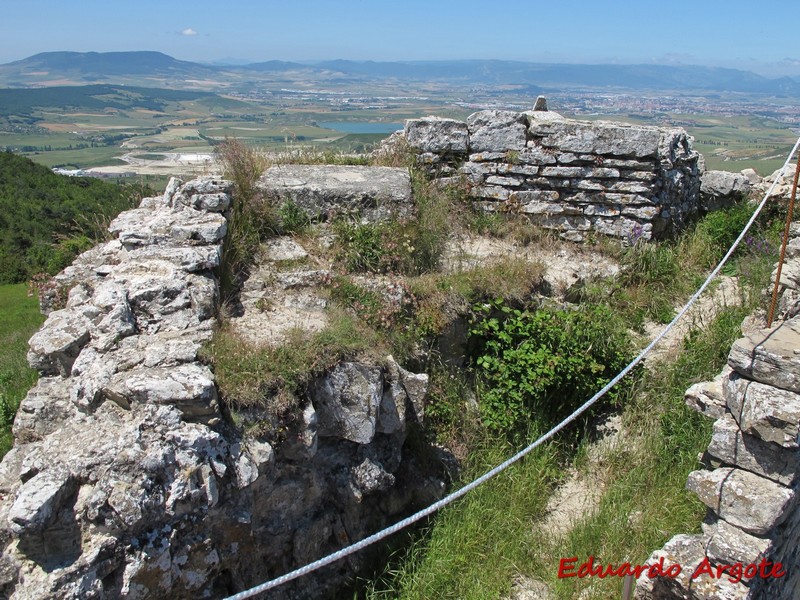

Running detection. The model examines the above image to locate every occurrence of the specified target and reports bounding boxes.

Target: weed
[470,301,635,439]
[277,199,311,235]
[202,308,385,417]
[329,275,415,330]
[215,138,274,300]
[28,272,68,313]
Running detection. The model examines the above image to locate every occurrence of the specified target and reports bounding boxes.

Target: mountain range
[1,51,799,95]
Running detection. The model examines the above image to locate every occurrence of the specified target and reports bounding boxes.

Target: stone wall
[0,178,444,599]
[636,226,800,599]
[403,109,705,241]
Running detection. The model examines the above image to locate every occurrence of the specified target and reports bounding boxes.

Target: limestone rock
[125,245,221,272]
[350,457,395,500]
[707,413,799,485]
[687,467,794,535]
[260,164,412,222]
[467,110,528,153]
[103,364,219,421]
[313,362,384,444]
[108,206,227,248]
[685,367,729,420]
[728,315,800,393]
[404,117,469,154]
[700,170,750,202]
[704,517,773,567]
[27,308,92,376]
[8,469,75,535]
[529,119,661,158]
[12,377,75,442]
[727,377,800,448]
[635,534,750,600]
[262,236,309,262]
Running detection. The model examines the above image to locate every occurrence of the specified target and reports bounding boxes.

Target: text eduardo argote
[558,555,786,585]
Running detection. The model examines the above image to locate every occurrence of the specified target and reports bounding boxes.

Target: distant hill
[306,59,800,94]
[0,51,798,96]
[0,51,219,82]
[0,84,232,116]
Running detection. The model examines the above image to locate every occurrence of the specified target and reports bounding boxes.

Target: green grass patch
[363,200,780,599]
[202,309,385,413]
[365,441,563,600]
[0,284,44,457]
[535,304,750,599]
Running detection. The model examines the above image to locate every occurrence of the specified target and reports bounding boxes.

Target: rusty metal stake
[621,573,635,600]
[767,153,800,328]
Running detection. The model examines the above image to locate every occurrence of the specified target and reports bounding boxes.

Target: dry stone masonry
[0,111,772,599]
[403,108,746,242]
[0,177,443,599]
[636,223,800,600]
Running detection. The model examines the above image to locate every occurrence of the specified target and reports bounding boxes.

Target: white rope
[225,137,800,600]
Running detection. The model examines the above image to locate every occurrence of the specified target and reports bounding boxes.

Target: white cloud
[181,28,198,36]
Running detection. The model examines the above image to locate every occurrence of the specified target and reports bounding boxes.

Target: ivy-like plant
[470,300,634,438]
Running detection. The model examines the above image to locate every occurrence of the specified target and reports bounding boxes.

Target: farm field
[0,83,797,176]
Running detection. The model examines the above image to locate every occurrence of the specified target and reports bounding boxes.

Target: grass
[203,309,385,414]
[538,304,751,600]
[0,284,44,457]
[364,441,563,600]
[215,138,274,299]
[362,200,781,599]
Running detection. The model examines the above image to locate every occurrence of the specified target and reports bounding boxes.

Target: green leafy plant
[470,301,634,437]
[276,199,311,235]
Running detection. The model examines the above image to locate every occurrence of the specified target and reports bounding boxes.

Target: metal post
[767,153,800,328]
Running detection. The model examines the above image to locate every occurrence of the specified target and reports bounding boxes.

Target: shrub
[470,301,634,438]
[332,173,458,276]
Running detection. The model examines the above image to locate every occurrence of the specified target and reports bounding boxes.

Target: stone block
[728,316,800,394]
[529,119,661,158]
[687,467,794,535]
[685,369,729,420]
[704,518,773,569]
[259,164,412,222]
[404,117,469,154]
[707,413,799,485]
[467,110,527,153]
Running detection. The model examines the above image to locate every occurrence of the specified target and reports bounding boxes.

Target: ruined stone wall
[636,226,800,600]
[403,109,703,241]
[0,178,442,599]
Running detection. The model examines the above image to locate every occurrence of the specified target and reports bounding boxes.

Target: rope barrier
[225,136,800,600]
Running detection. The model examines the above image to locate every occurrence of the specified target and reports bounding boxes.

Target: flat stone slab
[687,467,794,535]
[707,413,799,485]
[259,165,412,222]
[728,315,800,393]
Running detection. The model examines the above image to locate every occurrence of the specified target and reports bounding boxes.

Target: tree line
[0,151,152,284]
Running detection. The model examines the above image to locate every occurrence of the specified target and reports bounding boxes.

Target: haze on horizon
[2,0,798,78]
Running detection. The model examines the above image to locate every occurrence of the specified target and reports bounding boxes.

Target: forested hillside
[0,151,143,283]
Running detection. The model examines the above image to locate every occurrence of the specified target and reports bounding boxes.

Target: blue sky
[2,0,798,76]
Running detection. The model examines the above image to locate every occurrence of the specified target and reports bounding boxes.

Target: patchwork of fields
[0,83,797,176]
